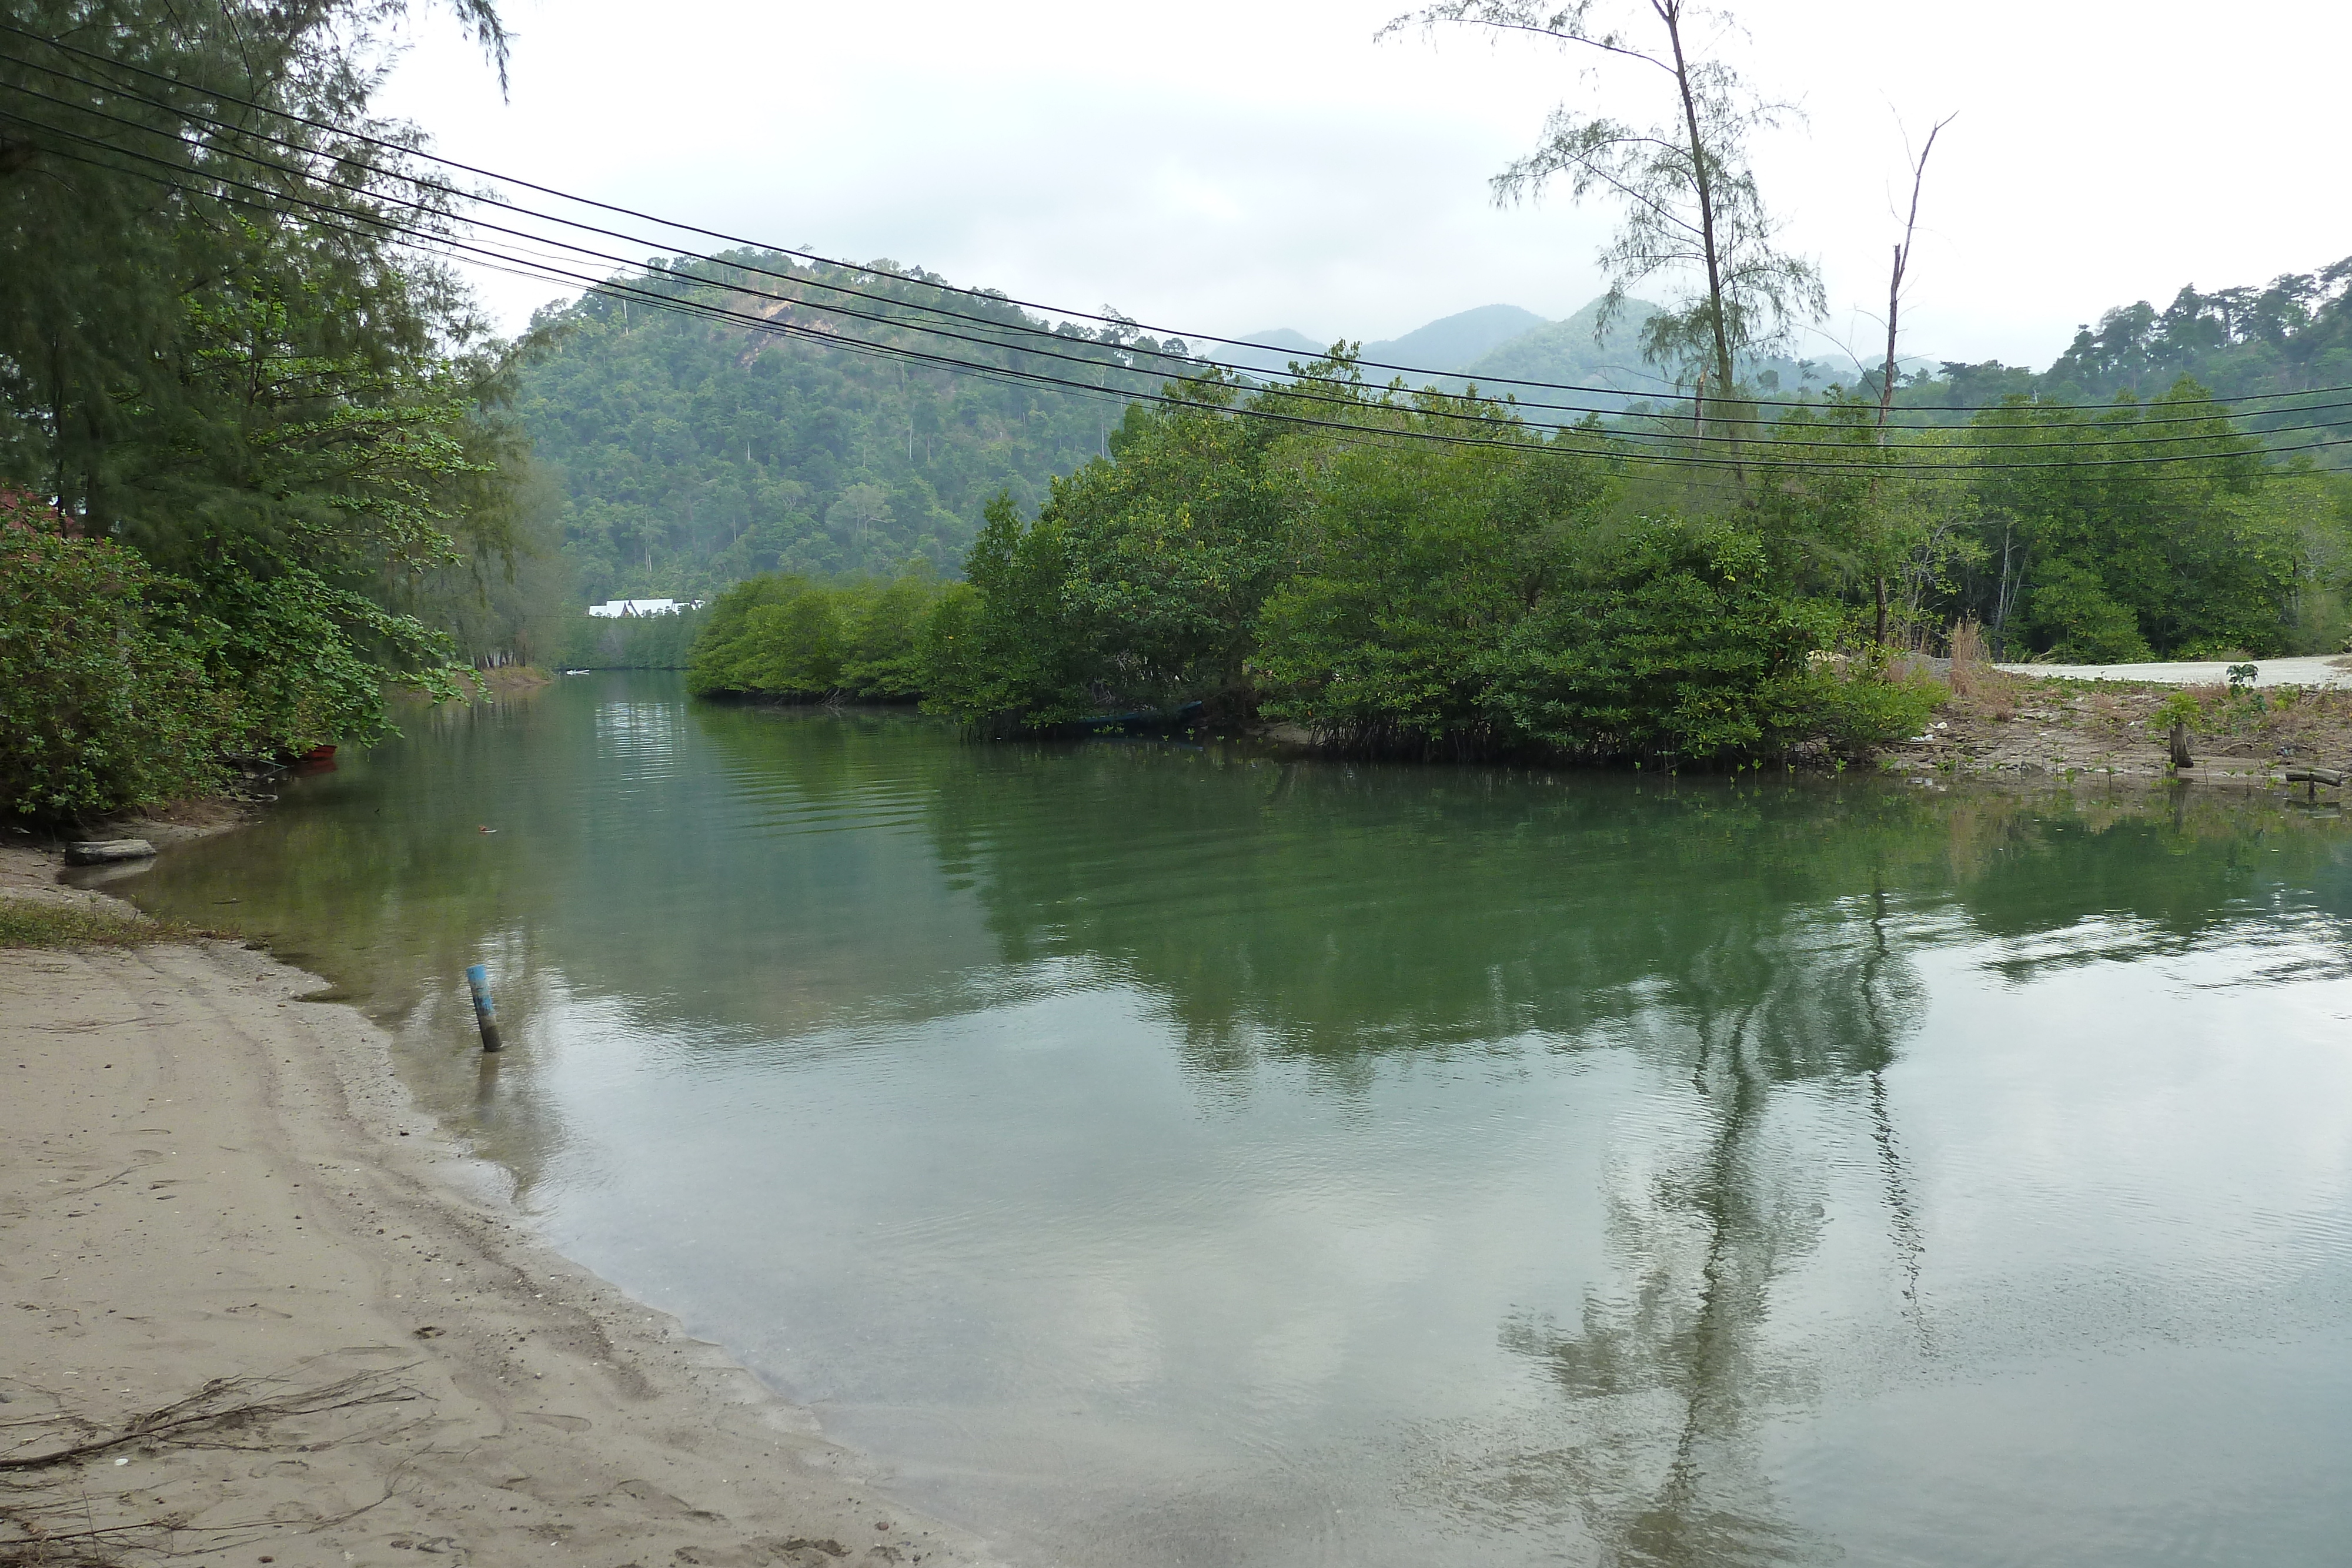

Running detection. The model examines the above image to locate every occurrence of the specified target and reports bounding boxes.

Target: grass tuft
[0,899,210,948]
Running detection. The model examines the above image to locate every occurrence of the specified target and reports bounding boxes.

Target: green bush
[1256,437,1611,750]
[916,400,1289,729]
[1486,522,1933,761]
[1807,660,1947,757]
[0,498,231,820]
[688,570,950,700]
[1259,495,1938,763]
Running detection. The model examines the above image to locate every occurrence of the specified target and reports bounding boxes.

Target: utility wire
[4,58,1909,439]
[9,19,2351,424]
[11,111,2350,479]
[9,81,2350,462]
[8,128,1147,419]
[15,115,2336,486]
[52,152,2350,486]
[40,56,2352,442]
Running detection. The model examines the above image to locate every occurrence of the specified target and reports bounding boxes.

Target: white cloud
[377,0,2350,371]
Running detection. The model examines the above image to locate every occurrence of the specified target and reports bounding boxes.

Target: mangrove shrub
[688,571,951,700]
[919,382,1939,763]
[0,499,228,820]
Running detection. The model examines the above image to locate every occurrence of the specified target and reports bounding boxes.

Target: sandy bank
[1,848,1005,1568]
[1993,654,2352,689]
[1879,667,2352,787]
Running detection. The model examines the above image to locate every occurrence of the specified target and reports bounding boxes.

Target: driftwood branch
[2,1368,424,1567]
[0,1369,420,1473]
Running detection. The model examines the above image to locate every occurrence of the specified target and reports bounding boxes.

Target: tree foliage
[512,253,1198,603]
[910,370,1937,763]
[1254,415,1611,749]
[0,494,228,818]
[1386,1,1825,427]
[688,571,952,701]
[0,0,523,804]
[2039,260,2352,406]
[1752,378,2337,660]
[559,605,707,671]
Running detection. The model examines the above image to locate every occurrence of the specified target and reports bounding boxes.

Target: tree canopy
[1,0,526,770]
[0,0,533,815]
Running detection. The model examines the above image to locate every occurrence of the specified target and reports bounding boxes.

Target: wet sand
[0,842,1007,1568]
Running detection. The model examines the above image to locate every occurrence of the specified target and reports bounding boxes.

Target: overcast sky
[375,0,2348,374]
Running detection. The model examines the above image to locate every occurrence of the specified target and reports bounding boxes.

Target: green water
[113,673,2352,1566]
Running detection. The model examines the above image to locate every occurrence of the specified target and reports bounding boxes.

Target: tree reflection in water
[1446,889,1923,1565]
[925,746,1982,1559]
[914,740,2350,1562]
[111,693,2352,1565]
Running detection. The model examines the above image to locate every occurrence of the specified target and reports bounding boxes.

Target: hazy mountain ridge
[1231,296,1828,409]
[1219,303,1557,382]
[1365,304,1548,372]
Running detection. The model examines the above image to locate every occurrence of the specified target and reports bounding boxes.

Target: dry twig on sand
[0,1367,423,1567]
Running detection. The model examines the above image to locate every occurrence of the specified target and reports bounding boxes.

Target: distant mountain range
[1368,303,1549,373]
[1217,297,1830,411]
[1220,304,1558,382]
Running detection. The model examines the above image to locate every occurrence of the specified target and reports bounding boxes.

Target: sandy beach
[0,841,1004,1568]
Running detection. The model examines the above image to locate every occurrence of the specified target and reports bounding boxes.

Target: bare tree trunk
[1870,116,1950,646]
[1990,523,2024,661]
[1657,0,1743,494]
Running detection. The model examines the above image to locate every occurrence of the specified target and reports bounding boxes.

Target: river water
[114,672,2352,1566]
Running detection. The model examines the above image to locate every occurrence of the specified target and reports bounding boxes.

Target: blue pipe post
[466,962,502,1052]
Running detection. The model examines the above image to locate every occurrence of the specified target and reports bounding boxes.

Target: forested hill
[1898,257,2352,454]
[513,252,1191,603]
[516,252,2352,609]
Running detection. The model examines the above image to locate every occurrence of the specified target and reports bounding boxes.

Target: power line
[9,79,2349,467]
[10,115,2328,487]
[29,119,2343,489]
[5,55,1852,438]
[7,131,1145,419]
[9,18,2351,427]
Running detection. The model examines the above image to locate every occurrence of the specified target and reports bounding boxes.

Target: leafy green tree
[920,385,1289,727]
[1485,520,1925,760]
[923,366,1933,763]
[844,571,948,698]
[1,0,521,757]
[1743,396,1980,651]
[1963,380,2288,658]
[688,570,948,701]
[563,605,708,670]
[1256,413,1613,750]
[405,457,577,669]
[2021,558,2151,663]
[1387,0,1825,450]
